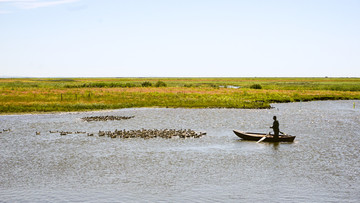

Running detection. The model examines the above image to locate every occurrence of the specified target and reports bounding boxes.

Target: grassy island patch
[0,77,359,114]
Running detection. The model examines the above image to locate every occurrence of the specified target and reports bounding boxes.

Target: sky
[1,0,359,77]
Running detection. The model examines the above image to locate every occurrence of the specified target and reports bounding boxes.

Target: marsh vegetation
[0,77,359,113]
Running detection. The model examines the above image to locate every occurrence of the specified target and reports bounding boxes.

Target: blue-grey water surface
[1,100,359,202]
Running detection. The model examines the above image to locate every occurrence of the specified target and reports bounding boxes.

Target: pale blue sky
[1,0,359,77]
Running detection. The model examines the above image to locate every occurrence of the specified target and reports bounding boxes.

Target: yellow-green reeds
[0,78,359,114]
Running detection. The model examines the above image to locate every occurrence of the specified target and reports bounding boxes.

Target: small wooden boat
[233,130,296,142]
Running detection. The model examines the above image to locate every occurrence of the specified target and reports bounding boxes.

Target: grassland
[0,77,359,114]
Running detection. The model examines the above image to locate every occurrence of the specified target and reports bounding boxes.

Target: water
[1,100,359,202]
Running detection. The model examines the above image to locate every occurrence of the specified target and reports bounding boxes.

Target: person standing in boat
[270,116,279,140]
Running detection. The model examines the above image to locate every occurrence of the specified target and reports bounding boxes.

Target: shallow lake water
[1,100,359,202]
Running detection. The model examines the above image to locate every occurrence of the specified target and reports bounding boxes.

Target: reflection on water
[1,100,359,202]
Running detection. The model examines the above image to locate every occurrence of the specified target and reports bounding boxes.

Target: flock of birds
[35,129,206,139]
[31,115,206,139]
[81,115,135,122]
[94,129,206,139]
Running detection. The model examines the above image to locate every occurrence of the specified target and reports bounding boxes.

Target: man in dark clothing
[270,116,279,140]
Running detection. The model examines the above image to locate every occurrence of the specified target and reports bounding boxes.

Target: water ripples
[1,100,359,202]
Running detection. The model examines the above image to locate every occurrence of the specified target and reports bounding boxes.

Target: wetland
[1,77,359,113]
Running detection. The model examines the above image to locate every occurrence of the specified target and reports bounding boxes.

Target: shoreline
[1,99,358,116]
[1,77,359,114]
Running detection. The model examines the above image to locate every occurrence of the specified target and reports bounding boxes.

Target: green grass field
[1,77,359,114]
